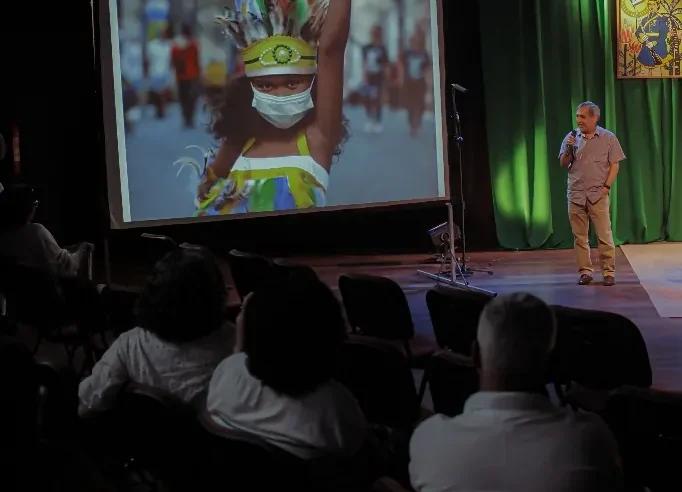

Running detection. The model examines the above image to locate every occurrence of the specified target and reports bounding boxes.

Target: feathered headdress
[217,0,330,77]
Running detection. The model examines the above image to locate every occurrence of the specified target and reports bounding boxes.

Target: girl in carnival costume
[193,0,351,216]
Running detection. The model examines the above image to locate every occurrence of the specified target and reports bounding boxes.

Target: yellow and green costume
[197,131,328,216]
[192,0,329,216]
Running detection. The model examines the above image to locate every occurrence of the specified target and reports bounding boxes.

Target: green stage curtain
[479,0,682,249]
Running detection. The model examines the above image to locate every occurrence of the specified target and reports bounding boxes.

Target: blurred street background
[114,0,443,221]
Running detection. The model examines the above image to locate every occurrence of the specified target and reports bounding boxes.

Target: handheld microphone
[451,83,468,93]
[567,130,577,157]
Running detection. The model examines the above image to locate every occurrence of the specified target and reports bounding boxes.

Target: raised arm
[314,0,351,146]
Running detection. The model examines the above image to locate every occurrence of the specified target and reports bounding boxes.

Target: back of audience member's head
[0,335,40,449]
[473,293,556,392]
[0,184,38,230]
[240,276,347,397]
[135,248,227,344]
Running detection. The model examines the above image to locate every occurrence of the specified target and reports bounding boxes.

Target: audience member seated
[0,184,90,277]
[409,293,624,492]
[78,248,233,415]
[203,276,368,460]
[1,334,114,491]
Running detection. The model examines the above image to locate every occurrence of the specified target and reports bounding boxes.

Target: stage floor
[294,248,682,392]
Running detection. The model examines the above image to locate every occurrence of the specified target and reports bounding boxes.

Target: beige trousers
[568,196,615,278]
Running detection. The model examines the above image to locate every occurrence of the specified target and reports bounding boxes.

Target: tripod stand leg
[416,203,496,296]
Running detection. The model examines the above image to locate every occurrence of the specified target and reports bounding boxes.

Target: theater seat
[338,273,437,368]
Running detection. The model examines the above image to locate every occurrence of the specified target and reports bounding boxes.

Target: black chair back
[198,412,373,491]
[111,387,198,483]
[550,305,652,391]
[0,258,67,330]
[427,350,479,417]
[336,337,418,429]
[36,361,80,440]
[338,274,414,341]
[140,233,177,269]
[226,249,273,301]
[604,387,682,492]
[272,259,320,283]
[191,431,322,491]
[425,286,495,354]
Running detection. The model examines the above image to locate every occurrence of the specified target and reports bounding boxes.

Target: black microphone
[451,83,468,93]
[567,130,577,156]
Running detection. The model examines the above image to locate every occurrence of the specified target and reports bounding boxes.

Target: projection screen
[98,0,449,228]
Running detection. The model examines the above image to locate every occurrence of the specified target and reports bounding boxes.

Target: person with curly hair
[194,0,351,216]
[78,248,233,416]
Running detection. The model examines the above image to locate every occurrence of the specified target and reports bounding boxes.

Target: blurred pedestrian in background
[171,24,202,128]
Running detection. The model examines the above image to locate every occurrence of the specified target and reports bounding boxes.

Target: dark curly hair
[135,249,227,345]
[242,275,347,397]
[210,76,350,159]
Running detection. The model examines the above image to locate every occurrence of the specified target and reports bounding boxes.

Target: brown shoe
[578,274,593,285]
[603,276,615,287]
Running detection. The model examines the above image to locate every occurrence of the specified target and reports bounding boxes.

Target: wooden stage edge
[301,248,682,392]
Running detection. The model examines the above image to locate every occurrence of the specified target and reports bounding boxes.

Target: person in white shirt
[204,275,368,461]
[409,292,624,492]
[0,185,88,277]
[78,249,233,415]
[146,27,173,119]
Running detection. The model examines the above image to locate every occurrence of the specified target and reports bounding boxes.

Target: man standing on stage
[559,102,626,287]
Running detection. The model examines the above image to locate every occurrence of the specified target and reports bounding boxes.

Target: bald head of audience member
[473,293,557,393]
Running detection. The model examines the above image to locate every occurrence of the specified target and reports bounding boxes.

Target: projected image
[110,0,445,222]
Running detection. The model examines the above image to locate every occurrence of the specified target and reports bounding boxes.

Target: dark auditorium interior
[2,1,682,491]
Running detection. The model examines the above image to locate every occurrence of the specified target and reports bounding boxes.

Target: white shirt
[79,326,233,412]
[409,392,623,492]
[0,223,81,277]
[206,352,368,460]
[146,38,172,79]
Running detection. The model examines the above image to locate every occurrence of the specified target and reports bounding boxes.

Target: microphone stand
[416,84,495,296]
[450,84,492,277]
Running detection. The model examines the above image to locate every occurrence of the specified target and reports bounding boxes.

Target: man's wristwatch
[603,184,611,190]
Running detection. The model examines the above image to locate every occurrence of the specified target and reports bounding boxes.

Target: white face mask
[251,80,315,129]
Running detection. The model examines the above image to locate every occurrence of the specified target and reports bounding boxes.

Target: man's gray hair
[578,101,601,119]
[476,293,557,380]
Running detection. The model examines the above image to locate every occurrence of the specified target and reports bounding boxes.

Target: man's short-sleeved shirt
[559,126,626,206]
